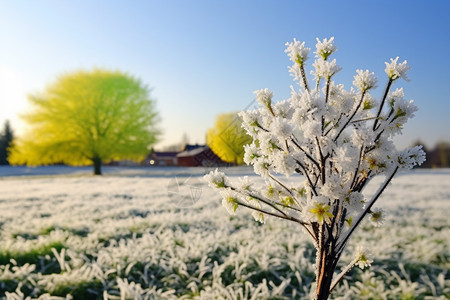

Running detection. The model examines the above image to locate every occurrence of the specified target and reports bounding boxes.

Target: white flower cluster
[285,39,311,89]
[385,57,411,81]
[355,245,373,269]
[312,59,342,80]
[285,38,310,65]
[353,70,378,92]
[205,37,425,246]
[315,37,337,60]
[311,36,341,83]
[254,88,274,108]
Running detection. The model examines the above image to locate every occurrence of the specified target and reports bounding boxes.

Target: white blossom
[385,57,411,81]
[254,88,274,108]
[303,118,322,137]
[387,88,405,104]
[313,195,330,205]
[397,145,426,169]
[353,69,378,92]
[240,110,264,136]
[361,93,377,112]
[237,176,253,191]
[204,169,229,189]
[355,246,373,269]
[346,191,365,212]
[392,98,418,123]
[273,99,292,118]
[246,197,265,223]
[262,182,281,200]
[312,58,341,80]
[321,173,348,200]
[285,38,310,65]
[333,143,360,173]
[304,197,334,225]
[271,150,296,176]
[271,117,293,140]
[369,208,386,227]
[259,131,281,156]
[219,189,239,215]
[315,37,337,60]
[243,143,260,165]
[253,157,270,178]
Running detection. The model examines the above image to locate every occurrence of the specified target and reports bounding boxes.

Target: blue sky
[1,0,449,150]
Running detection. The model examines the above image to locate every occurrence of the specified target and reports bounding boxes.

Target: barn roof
[176,146,208,158]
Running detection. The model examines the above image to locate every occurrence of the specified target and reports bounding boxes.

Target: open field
[0,167,449,299]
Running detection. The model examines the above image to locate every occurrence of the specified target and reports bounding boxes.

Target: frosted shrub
[205,37,425,300]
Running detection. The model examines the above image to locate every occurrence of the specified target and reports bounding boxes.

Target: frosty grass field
[0,166,449,299]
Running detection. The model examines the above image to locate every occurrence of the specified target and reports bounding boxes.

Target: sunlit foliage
[206,112,252,165]
[9,69,159,174]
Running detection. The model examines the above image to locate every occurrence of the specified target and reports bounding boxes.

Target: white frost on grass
[0,168,449,299]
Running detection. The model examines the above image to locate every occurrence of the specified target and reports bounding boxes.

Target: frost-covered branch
[333,89,367,143]
[337,166,398,253]
[330,246,373,293]
[373,78,393,131]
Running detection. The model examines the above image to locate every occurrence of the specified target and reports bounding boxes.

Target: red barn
[177,145,228,167]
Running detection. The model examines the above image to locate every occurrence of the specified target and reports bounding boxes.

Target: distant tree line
[414,141,450,168]
[0,120,14,165]
[2,116,450,169]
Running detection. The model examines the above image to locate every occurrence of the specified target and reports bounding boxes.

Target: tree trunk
[315,250,336,300]
[314,227,339,300]
[93,156,102,175]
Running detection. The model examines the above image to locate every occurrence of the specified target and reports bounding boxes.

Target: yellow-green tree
[9,69,160,175]
[206,112,252,165]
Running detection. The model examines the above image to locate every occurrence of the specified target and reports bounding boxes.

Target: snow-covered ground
[0,167,449,299]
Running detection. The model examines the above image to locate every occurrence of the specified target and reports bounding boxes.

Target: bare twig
[350,144,364,190]
[300,64,310,93]
[315,136,326,185]
[373,78,393,131]
[329,259,358,293]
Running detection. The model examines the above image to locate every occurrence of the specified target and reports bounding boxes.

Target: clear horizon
[1,0,449,150]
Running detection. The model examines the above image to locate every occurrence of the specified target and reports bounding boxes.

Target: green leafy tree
[9,69,160,175]
[0,120,14,165]
[206,112,252,165]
